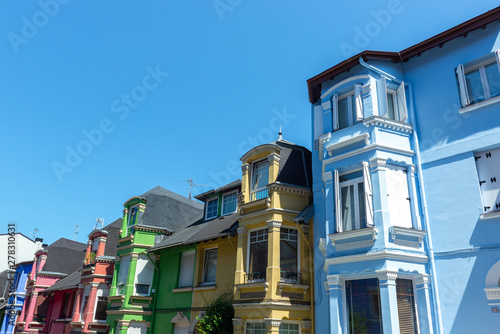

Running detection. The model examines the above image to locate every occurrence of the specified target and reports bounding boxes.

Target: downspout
[358,57,444,334]
[147,251,160,334]
[293,219,315,334]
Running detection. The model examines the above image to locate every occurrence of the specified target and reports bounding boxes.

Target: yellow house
[233,134,314,334]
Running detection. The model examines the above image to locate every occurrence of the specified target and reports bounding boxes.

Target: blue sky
[1,0,498,245]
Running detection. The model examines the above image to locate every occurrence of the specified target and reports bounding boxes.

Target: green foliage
[195,294,234,334]
[349,309,368,334]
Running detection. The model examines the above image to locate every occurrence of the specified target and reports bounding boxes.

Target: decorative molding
[390,227,426,248]
[241,163,250,173]
[137,203,146,210]
[267,153,280,164]
[267,183,313,197]
[326,274,344,289]
[123,208,129,215]
[335,240,375,251]
[322,143,415,166]
[480,211,500,220]
[302,320,312,329]
[237,227,248,236]
[232,318,244,327]
[369,157,386,169]
[318,238,326,256]
[485,287,500,300]
[363,116,413,133]
[193,285,217,291]
[264,318,282,328]
[233,302,311,311]
[325,133,370,157]
[324,250,429,270]
[321,75,371,99]
[277,282,309,294]
[318,133,331,160]
[415,274,430,286]
[322,100,332,111]
[130,253,139,259]
[329,227,378,245]
[172,287,193,293]
[323,171,332,183]
[267,220,282,230]
[235,281,269,292]
[376,270,398,281]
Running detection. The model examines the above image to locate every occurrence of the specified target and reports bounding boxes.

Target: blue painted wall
[0,263,32,334]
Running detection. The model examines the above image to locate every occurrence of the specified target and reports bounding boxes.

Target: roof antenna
[74,225,79,241]
[32,228,40,240]
[180,178,207,200]
[94,218,104,230]
[278,125,283,141]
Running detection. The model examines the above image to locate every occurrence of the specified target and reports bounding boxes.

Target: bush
[195,294,234,334]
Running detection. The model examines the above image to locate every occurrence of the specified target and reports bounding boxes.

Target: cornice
[267,183,312,197]
[363,116,413,133]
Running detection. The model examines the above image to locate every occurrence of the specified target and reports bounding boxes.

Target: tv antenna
[94,218,104,230]
[74,225,79,241]
[180,178,207,200]
[32,228,40,240]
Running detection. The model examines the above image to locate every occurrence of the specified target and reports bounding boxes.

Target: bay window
[386,165,412,228]
[457,51,500,107]
[280,228,298,282]
[248,229,268,281]
[333,84,364,131]
[346,278,383,334]
[475,148,500,214]
[134,255,154,296]
[117,255,130,295]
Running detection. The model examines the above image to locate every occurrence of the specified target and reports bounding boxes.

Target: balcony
[245,272,266,283]
[251,189,268,201]
[280,271,301,283]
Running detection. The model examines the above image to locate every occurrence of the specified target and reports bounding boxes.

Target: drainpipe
[147,251,160,334]
[358,57,444,334]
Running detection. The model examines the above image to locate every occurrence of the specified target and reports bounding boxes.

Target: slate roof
[41,238,86,275]
[149,212,238,252]
[0,270,9,301]
[273,140,312,189]
[102,218,122,257]
[195,179,242,201]
[43,268,82,292]
[134,186,204,232]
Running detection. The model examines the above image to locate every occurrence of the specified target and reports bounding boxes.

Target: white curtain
[396,82,408,122]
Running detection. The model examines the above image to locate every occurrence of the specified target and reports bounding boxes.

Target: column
[234,227,248,285]
[24,291,38,328]
[264,318,281,334]
[301,320,312,334]
[84,240,92,265]
[377,270,399,334]
[232,318,244,334]
[83,283,99,332]
[110,260,120,297]
[266,220,281,299]
[326,274,344,333]
[72,285,84,323]
[124,253,138,307]
[324,171,334,237]
[267,154,280,206]
[120,208,129,238]
[415,275,434,334]
[97,236,107,257]
[241,163,250,204]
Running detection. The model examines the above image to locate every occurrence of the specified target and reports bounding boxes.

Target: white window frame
[178,250,195,288]
[457,50,500,107]
[80,285,91,321]
[251,159,269,193]
[201,247,218,285]
[246,227,269,277]
[279,321,302,334]
[133,255,154,296]
[386,164,413,229]
[377,76,408,122]
[92,284,109,322]
[205,198,219,220]
[244,321,268,334]
[332,84,364,131]
[475,148,500,215]
[334,162,373,233]
[221,191,238,216]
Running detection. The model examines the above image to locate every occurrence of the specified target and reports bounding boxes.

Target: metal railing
[251,189,268,201]
[245,272,266,282]
[280,271,301,283]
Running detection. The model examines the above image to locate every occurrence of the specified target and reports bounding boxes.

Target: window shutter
[476,148,500,212]
[456,64,470,107]
[386,166,412,228]
[377,76,388,116]
[332,94,339,131]
[396,279,418,334]
[334,170,341,233]
[362,162,374,227]
[135,255,154,292]
[354,84,364,121]
[396,82,408,122]
[496,50,500,76]
[313,105,323,143]
[179,251,195,287]
[117,256,130,286]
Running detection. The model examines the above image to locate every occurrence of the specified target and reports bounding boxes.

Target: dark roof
[43,268,81,292]
[102,218,122,257]
[195,179,242,201]
[0,270,9,301]
[136,186,204,232]
[307,6,500,102]
[274,140,312,189]
[42,238,86,275]
[149,212,238,252]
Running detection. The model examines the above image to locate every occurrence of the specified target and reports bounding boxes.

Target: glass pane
[396,279,418,334]
[385,92,395,120]
[341,185,355,231]
[95,298,108,321]
[346,279,383,334]
[250,238,268,276]
[280,232,298,275]
[358,182,366,228]
[340,170,363,182]
[279,323,299,334]
[206,199,218,219]
[203,249,217,283]
[222,193,237,214]
[485,62,500,98]
[253,161,269,190]
[338,97,349,129]
[247,323,267,334]
[465,69,485,104]
[128,207,137,227]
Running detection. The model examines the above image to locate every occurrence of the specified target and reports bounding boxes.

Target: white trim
[201,247,218,285]
[178,250,195,288]
[485,288,500,300]
[322,143,415,166]
[205,197,219,220]
[221,190,238,216]
[323,250,428,270]
[320,75,370,99]
[325,133,370,157]
[329,227,377,243]
[480,211,500,220]
[363,116,413,133]
[459,94,500,114]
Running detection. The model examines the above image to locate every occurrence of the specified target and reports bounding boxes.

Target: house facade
[307,6,500,334]
[106,186,203,334]
[232,136,314,334]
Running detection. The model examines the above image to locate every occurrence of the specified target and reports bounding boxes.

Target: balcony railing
[245,272,266,283]
[251,189,268,201]
[280,271,301,283]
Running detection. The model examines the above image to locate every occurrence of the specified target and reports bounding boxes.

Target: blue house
[307,6,500,334]
[0,262,33,334]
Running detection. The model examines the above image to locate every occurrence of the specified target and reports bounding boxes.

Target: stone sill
[480,211,500,220]
[172,287,193,293]
[459,95,500,114]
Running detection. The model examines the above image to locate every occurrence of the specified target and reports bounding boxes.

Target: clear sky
[1,0,498,245]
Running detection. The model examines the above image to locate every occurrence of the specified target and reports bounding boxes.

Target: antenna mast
[74,225,79,241]
[32,228,40,240]
[180,178,207,199]
[94,218,104,230]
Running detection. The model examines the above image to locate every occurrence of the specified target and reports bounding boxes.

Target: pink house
[15,238,86,333]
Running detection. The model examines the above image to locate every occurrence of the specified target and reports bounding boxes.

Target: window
[179,250,195,288]
[378,77,408,122]
[222,192,237,215]
[206,198,218,220]
[457,51,500,107]
[94,285,109,321]
[251,160,269,201]
[335,162,373,233]
[128,205,138,230]
[280,228,298,282]
[386,165,412,228]
[346,278,383,334]
[248,229,268,281]
[134,255,154,295]
[127,322,147,334]
[60,292,71,318]
[333,84,364,131]
[396,279,418,334]
[279,323,299,334]
[80,286,90,321]
[117,255,130,295]
[475,148,500,213]
[202,248,217,284]
[174,325,189,334]
[246,323,267,334]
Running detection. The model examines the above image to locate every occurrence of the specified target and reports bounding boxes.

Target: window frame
[92,284,109,322]
[205,197,219,220]
[178,250,195,288]
[246,227,269,281]
[279,322,301,334]
[117,255,130,296]
[127,205,138,230]
[133,254,155,296]
[201,247,218,285]
[251,159,270,192]
[245,321,268,334]
[339,170,365,231]
[221,191,238,216]
[279,227,300,283]
[475,148,500,215]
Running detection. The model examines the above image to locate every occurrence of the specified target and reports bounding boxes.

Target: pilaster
[264,318,281,333]
[120,208,129,238]
[241,163,250,204]
[377,270,399,334]
[415,275,434,334]
[326,274,344,333]
[235,227,248,285]
[124,253,138,307]
[266,220,281,299]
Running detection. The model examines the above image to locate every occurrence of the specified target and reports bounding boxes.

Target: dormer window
[205,198,218,220]
[378,78,407,122]
[251,160,269,201]
[127,205,138,230]
[222,192,237,215]
[333,84,364,131]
